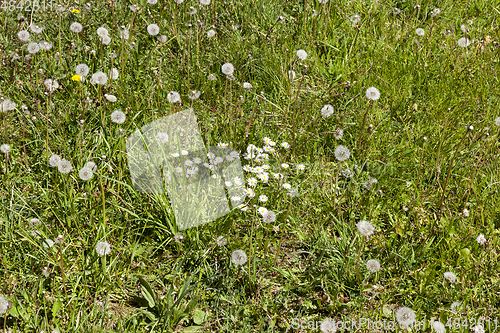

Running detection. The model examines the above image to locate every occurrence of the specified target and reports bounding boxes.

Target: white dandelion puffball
[91,71,108,85]
[243,82,252,89]
[129,4,140,11]
[120,28,130,40]
[70,22,83,33]
[167,91,181,103]
[262,210,276,223]
[430,8,441,17]
[174,0,184,4]
[318,0,328,3]
[147,0,157,4]
[416,28,425,36]
[356,220,375,237]
[334,128,343,140]
[495,117,500,127]
[461,24,469,33]
[96,241,111,256]
[43,239,55,248]
[444,271,457,283]
[396,307,416,327]
[366,259,381,273]
[216,236,227,247]
[101,35,112,45]
[159,35,167,43]
[104,94,117,102]
[200,0,211,5]
[472,325,485,333]
[0,295,9,316]
[221,63,234,75]
[18,30,30,41]
[44,79,59,93]
[288,70,296,80]
[432,321,446,333]
[188,6,197,14]
[49,154,61,167]
[27,42,40,54]
[111,109,126,124]
[157,132,169,143]
[450,301,461,312]
[393,8,401,15]
[320,319,337,333]
[321,104,334,118]
[365,86,380,100]
[351,14,361,25]
[79,167,93,181]
[463,208,469,217]
[85,161,97,171]
[76,64,90,77]
[457,37,471,47]
[296,49,307,60]
[334,145,350,161]
[476,233,487,245]
[58,159,73,174]
[1,99,16,112]
[207,29,216,38]
[110,68,119,80]
[188,90,201,100]
[0,144,11,154]
[30,24,43,33]
[97,27,109,37]
[147,24,160,36]
[39,41,52,50]
[231,249,247,266]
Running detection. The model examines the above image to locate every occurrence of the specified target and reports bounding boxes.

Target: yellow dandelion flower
[72,9,80,13]
[71,75,82,81]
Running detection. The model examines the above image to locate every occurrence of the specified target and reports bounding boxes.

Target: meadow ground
[0,0,500,331]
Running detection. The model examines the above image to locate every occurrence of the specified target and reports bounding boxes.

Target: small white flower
[334,145,350,161]
[432,320,446,333]
[43,239,55,248]
[91,71,108,85]
[246,188,255,198]
[110,110,126,124]
[97,27,109,37]
[247,177,258,187]
[281,163,289,169]
[221,63,234,75]
[0,144,11,154]
[351,14,361,25]
[444,271,457,283]
[216,236,227,246]
[147,24,160,36]
[476,233,487,245]
[78,167,93,181]
[320,319,337,333]
[365,87,380,100]
[258,207,268,215]
[167,91,181,103]
[262,210,276,223]
[259,194,268,202]
[366,259,381,273]
[70,22,83,33]
[18,30,30,41]
[231,249,247,266]
[321,104,334,118]
[95,241,111,256]
[356,220,375,236]
[49,154,61,167]
[188,90,201,100]
[157,132,169,143]
[76,64,90,76]
[281,142,290,149]
[110,68,119,80]
[457,37,471,47]
[104,94,117,102]
[27,42,40,54]
[58,159,73,174]
[396,307,416,327]
[296,49,307,60]
[181,150,189,156]
[463,208,469,217]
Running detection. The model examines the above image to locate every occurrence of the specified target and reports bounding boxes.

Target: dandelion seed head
[207,29,216,38]
[365,87,380,100]
[110,68,119,80]
[320,319,337,333]
[366,259,381,273]
[444,271,457,283]
[110,110,126,124]
[221,63,235,75]
[321,104,334,118]
[49,154,61,167]
[78,167,93,181]
[188,90,201,100]
[334,145,350,161]
[104,94,117,102]
[296,49,307,60]
[0,144,11,154]
[396,307,416,327]
[216,236,227,246]
[27,42,40,54]
[147,24,160,36]
[58,159,73,173]
[43,238,55,248]
[95,241,111,256]
[356,220,375,236]
[231,249,247,266]
[432,321,446,333]
[18,30,30,41]
[457,37,471,47]
[262,210,276,223]
[97,27,109,37]
[476,233,487,245]
[91,71,108,85]
[167,91,181,103]
[416,28,425,36]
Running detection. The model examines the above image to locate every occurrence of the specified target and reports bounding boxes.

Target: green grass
[1,0,500,331]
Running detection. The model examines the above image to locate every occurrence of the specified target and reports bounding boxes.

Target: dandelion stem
[292,68,306,156]
[357,101,373,156]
